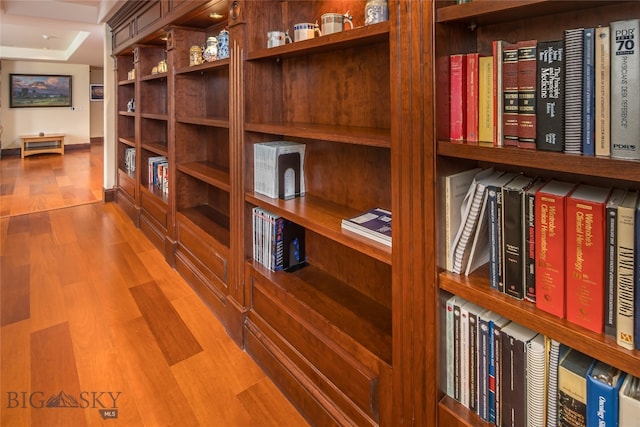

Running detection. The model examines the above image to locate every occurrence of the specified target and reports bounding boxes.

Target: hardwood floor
[0,147,309,426]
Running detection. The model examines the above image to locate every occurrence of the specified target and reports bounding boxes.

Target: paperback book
[341,208,392,247]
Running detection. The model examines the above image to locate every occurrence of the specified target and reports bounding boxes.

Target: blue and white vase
[217,29,230,59]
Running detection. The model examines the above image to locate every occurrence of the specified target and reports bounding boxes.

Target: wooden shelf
[250,261,392,365]
[245,122,390,148]
[141,141,168,157]
[140,112,169,121]
[177,205,230,248]
[175,58,230,75]
[437,141,640,182]
[247,21,389,61]
[118,111,136,117]
[246,192,392,265]
[176,115,229,128]
[118,79,135,86]
[438,396,491,427]
[139,72,168,81]
[177,161,231,192]
[118,137,136,147]
[439,269,640,379]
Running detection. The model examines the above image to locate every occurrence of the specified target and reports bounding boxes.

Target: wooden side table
[20,134,65,158]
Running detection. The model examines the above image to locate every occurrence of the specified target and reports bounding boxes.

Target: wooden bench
[20,134,65,158]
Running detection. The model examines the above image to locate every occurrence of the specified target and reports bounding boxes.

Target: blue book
[478,311,506,421]
[582,28,596,156]
[488,317,510,424]
[586,361,626,427]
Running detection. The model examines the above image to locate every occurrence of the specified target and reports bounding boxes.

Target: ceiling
[0,0,126,68]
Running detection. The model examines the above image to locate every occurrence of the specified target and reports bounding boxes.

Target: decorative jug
[218,29,230,59]
[189,45,203,66]
[203,36,218,62]
[364,0,388,25]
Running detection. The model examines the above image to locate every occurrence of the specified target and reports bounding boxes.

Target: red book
[466,53,481,144]
[535,180,576,318]
[516,40,537,149]
[450,54,467,142]
[565,185,611,333]
[502,43,519,146]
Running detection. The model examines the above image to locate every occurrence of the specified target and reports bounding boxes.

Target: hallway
[0,147,309,426]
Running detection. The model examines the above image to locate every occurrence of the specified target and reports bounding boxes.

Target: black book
[536,40,565,151]
[501,175,536,300]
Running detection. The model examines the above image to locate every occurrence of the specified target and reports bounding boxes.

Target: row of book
[252,207,306,272]
[124,147,135,173]
[449,18,640,160]
[254,141,305,200]
[148,155,168,195]
[445,167,640,350]
[444,295,640,426]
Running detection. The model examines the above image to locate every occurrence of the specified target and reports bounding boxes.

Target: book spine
[566,196,607,333]
[564,28,585,154]
[535,192,567,317]
[635,202,640,350]
[502,186,525,299]
[496,187,506,293]
[450,54,467,142]
[479,56,494,145]
[604,193,620,337]
[446,296,459,398]
[460,306,470,408]
[595,26,611,157]
[611,19,640,159]
[478,316,490,421]
[488,185,500,290]
[454,302,462,401]
[517,40,538,149]
[616,193,637,350]
[468,310,479,413]
[524,185,539,302]
[536,40,565,151]
[467,53,480,144]
[491,323,503,425]
[583,28,596,156]
[501,332,527,426]
[493,40,506,146]
[503,43,520,146]
[586,369,624,427]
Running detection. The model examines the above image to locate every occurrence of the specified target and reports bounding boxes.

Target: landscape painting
[9,74,72,108]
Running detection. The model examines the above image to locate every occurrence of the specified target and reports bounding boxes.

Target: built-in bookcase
[433,1,640,425]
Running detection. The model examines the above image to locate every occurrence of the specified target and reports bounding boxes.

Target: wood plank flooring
[0,148,309,426]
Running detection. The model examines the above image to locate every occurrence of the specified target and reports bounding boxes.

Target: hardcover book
[491,317,511,426]
[446,295,466,399]
[615,190,638,350]
[341,208,392,247]
[493,40,511,146]
[478,310,507,422]
[595,26,611,157]
[635,197,640,349]
[487,172,518,291]
[604,189,626,337]
[502,175,537,300]
[463,301,486,412]
[582,28,596,156]
[619,375,640,426]
[536,39,565,151]
[558,348,594,427]
[254,141,306,200]
[586,360,626,427]
[564,27,585,155]
[466,53,481,144]
[566,184,611,333]
[611,19,640,160]
[479,55,494,145]
[500,322,538,427]
[524,180,546,302]
[517,40,538,149]
[535,180,576,318]
[450,54,467,142]
[502,43,520,146]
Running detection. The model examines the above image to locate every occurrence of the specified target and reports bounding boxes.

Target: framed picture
[90,84,104,101]
[9,74,72,108]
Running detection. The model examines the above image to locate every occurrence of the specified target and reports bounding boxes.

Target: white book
[526,334,546,427]
[619,375,640,426]
[254,141,306,199]
[451,168,497,273]
[444,168,482,271]
[615,190,638,349]
[546,338,561,427]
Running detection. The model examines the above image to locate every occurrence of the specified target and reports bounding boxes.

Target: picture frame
[90,84,104,101]
[9,74,72,108]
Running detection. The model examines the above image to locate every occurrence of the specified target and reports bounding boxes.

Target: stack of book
[443,296,640,426]
[447,18,640,160]
[252,207,306,272]
[254,141,306,200]
[124,147,135,173]
[147,155,168,195]
[341,207,392,247]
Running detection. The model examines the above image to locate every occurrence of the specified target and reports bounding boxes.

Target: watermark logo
[6,390,121,419]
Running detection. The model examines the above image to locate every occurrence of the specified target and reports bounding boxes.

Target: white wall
[90,67,105,139]
[0,60,90,149]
